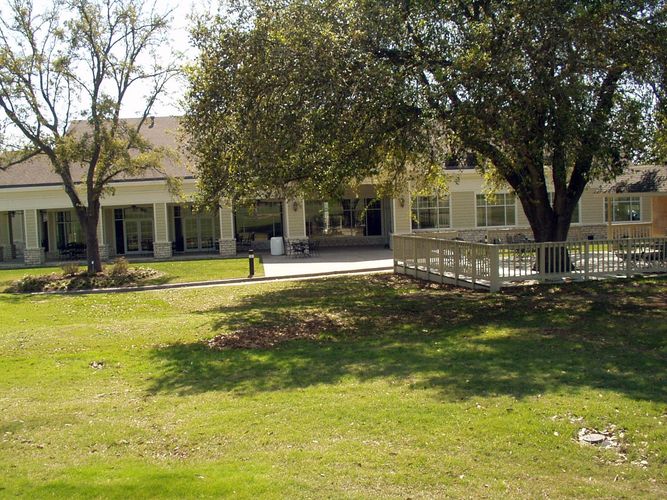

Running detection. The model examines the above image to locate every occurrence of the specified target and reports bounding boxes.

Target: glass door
[183,215,216,251]
[183,217,199,250]
[125,220,140,252]
[124,219,153,253]
[140,220,154,252]
[200,217,215,250]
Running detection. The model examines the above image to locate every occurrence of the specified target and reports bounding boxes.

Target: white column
[0,212,11,261]
[152,202,172,259]
[390,191,412,249]
[218,201,236,257]
[97,207,109,260]
[23,209,45,265]
[283,198,307,239]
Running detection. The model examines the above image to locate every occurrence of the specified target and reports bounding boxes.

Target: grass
[0,256,263,291]
[0,274,665,497]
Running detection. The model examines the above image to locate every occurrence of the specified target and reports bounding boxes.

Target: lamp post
[248,249,255,278]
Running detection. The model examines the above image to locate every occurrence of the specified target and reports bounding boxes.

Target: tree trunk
[76,205,103,275]
[520,195,576,273]
[84,217,102,274]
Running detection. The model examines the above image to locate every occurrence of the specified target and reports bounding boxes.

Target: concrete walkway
[260,246,394,277]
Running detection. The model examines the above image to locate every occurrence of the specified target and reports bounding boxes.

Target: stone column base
[99,244,110,261]
[24,247,45,266]
[219,239,236,257]
[153,241,173,259]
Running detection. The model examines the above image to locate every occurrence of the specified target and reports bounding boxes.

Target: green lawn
[0,275,665,497]
[0,257,263,291]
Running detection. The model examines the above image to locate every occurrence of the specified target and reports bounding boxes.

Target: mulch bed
[207,313,346,350]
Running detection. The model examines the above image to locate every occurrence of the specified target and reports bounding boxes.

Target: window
[605,196,641,222]
[306,198,382,237]
[548,193,580,224]
[411,196,450,230]
[476,193,516,227]
[235,201,283,240]
[56,211,83,248]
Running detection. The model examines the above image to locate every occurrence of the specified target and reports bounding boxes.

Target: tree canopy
[0,0,179,271]
[183,0,666,241]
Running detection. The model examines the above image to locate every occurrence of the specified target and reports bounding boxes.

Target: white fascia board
[0,178,198,211]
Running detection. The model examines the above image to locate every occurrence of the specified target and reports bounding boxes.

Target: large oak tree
[183,0,666,242]
[0,0,179,272]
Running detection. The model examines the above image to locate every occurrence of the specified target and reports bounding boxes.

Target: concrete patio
[259,246,393,277]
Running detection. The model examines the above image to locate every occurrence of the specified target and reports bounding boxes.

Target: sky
[0,0,215,144]
[120,0,205,118]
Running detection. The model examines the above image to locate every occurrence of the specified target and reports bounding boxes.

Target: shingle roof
[0,116,191,189]
[594,165,667,194]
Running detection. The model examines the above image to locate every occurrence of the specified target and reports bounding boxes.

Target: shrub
[61,263,80,276]
[110,257,130,277]
[7,274,62,293]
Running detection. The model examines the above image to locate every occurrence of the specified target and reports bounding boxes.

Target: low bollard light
[248,249,255,278]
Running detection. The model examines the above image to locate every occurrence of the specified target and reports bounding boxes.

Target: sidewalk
[260,246,393,277]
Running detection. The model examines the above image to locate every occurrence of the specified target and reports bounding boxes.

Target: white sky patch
[119,0,208,118]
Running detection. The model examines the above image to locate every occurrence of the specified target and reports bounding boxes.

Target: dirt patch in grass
[207,312,347,349]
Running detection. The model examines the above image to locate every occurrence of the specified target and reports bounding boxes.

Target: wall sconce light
[292,201,299,212]
[398,197,405,208]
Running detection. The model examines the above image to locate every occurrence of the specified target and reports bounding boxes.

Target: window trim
[411,195,451,231]
[603,195,643,223]
[475,192,517,228]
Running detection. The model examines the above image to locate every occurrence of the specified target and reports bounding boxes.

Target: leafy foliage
[0,0,180,271]
[183,0,666,240]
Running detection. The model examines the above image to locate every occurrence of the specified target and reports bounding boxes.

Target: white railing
[607,222,653,239]
[393,234,667,292]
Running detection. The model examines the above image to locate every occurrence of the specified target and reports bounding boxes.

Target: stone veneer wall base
[1,245,11,261]
[424,224,610,242]
[316,236,387,247]
[99,244,110,261]
[23,247,45,265]
[153,241,173,259]
[219,239,237,257]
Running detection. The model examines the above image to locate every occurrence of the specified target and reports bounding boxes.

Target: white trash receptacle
[270,236,284,256]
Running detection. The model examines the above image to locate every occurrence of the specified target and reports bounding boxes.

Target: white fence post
[438,239,445,284]
[489,244,500,292]
[454,243,460,286]
[471,246,477,290]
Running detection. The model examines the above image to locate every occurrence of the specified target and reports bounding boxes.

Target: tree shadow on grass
[147,275,667,402]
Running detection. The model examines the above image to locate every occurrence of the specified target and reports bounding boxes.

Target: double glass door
[183,215,215,251]
[125,219,153,253]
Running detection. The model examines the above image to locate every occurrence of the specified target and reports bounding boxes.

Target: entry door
[183,216,215,251]
[183,217,199,250]
[125,219,153,253]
